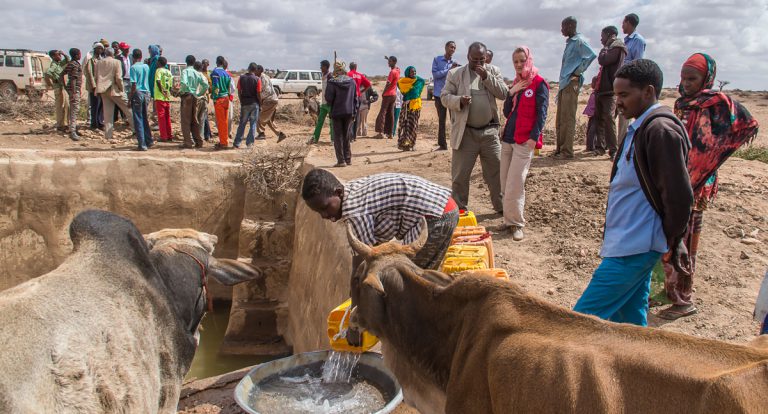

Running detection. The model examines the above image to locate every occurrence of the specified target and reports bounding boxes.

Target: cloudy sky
[2,0,766,90]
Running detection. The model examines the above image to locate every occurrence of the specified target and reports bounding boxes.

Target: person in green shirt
[179,55,209,148]
[153,56,173,141]
[45,50,70,131]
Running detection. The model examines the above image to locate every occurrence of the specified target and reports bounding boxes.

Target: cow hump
[69,210,154,275]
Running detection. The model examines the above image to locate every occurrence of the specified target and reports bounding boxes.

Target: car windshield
[274,71,288,80]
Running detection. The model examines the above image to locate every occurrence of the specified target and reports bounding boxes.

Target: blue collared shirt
[624,32,646,64]
[559,33,596,90]
[601,103,668,258]
[431,55,455,97]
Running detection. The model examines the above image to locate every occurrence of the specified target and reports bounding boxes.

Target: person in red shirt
[347,62,371,140]
[374,56,400,139]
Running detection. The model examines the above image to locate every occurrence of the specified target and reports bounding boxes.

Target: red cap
[119,42,130,50]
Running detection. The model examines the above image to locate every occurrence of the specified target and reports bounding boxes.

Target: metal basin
[234,351,403,414]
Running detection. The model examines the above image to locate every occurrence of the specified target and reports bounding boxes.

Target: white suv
[270,70,323,97]
[0,49,50,101]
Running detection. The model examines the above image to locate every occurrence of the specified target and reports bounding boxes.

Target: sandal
[656,305,698,320]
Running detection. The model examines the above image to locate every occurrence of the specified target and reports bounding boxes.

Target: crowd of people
[40,13,761,328]
[301,12,760,330]
[45,39,288,150]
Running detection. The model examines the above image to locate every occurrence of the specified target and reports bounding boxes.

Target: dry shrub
[660,89,677,100]
[240,141,309,198]
[275,102,306,124]
[734,145,768,164]
[0,98,56,122]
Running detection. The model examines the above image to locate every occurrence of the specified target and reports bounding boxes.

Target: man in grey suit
[440,42,506,213]
[95,48,133,141]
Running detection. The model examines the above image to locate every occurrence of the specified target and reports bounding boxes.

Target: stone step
[221,299,291,357]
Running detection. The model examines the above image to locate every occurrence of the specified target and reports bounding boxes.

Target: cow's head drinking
[346,218,454,338]
[144,229,262,338]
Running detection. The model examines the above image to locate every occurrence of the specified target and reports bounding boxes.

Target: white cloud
[0,0,765,89]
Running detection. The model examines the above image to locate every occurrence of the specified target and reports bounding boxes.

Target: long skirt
[397,107,420,151]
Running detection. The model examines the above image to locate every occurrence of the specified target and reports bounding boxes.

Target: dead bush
[240,141,309,198]
[275,102,307,124]
[0,98,57,122]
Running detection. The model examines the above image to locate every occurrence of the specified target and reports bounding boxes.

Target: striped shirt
[341,173,451,246]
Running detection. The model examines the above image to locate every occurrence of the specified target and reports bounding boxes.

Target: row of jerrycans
[328,210,508,352]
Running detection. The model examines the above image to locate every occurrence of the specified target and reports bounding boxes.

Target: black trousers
[435,96,448,148]
[331,115,354,164]
[595,94,618,156]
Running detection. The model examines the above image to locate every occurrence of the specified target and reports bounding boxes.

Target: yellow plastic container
[441,256,488,274]
[457,210,478,227]
[452,225,487,241]
[327,299,379,353]
[488,268,509,280]
[451,233,495,268]
[454,268,509,280]
[445,245,491,268]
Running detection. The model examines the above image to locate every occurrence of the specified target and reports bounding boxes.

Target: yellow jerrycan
[327,299,379,353]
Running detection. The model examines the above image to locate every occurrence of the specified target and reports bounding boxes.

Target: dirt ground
[2,82,767,413]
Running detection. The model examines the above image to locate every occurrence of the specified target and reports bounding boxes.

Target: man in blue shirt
[622,13,646,65]
[618,13,648,141]
[129,48,153,151]
[554,17,596,159]
[574,59,693,326]
[432,41,459,151]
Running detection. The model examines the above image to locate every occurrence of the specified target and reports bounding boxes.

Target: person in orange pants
[210,56,233,149]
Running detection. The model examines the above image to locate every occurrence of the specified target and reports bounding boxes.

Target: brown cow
[347,220,768,414]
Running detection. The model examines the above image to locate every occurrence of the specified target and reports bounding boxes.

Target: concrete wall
[0,149,347,357]
[0,150,244,293]
[283,200,353,353]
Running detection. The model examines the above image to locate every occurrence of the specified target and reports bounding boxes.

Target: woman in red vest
[498,46,549,241]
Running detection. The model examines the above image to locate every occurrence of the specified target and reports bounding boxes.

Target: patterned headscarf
[674,53,759,199]
[678,53,716,98]
[508,46,539,113]
[333,60,347,77]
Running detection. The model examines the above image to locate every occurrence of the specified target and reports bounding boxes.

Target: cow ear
[208,258,262,285]
[419,269,454,288]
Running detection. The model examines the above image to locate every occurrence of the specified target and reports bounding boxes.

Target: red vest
[511,75,548,146]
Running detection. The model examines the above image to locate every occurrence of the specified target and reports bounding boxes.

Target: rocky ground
[2,83,766,413]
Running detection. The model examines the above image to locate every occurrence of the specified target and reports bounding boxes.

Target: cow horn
[407,217,429,254]
[363,274,385,295]
[347,223,373,259]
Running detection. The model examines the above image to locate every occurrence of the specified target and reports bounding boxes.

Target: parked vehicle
[0,49,51,101]
[167,62,187,89]
[270,69,323,97]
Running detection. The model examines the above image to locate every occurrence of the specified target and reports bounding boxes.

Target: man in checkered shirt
[302,169,460,271]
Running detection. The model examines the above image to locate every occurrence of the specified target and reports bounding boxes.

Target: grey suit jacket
[439,64,508,149]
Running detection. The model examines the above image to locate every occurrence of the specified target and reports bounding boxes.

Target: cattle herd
[0,211,766,413]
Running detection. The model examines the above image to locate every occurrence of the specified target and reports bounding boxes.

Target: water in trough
[247,351,387,414]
